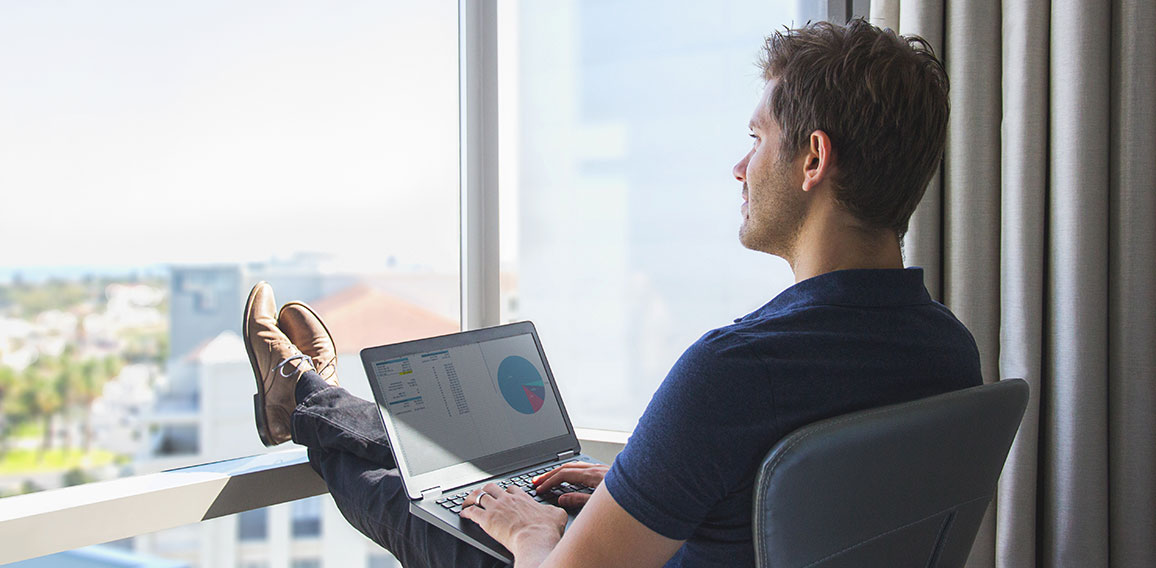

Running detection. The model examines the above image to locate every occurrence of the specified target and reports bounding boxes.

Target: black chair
[752,379,1029,568]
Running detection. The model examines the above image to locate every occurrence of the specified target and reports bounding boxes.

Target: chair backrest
[752,379,1029,568]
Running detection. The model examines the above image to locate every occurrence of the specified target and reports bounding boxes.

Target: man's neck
[787,203,904,283]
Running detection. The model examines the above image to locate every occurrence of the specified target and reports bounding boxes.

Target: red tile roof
[309,283,458,354]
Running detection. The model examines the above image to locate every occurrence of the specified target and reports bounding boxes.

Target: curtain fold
[1047,0,1112,563]
[997,0,1047,566]
[1108,0,1156,564]
[943,1,1003,565]
[875,1,1156,565]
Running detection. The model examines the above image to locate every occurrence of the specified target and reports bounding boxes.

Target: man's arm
[544,483,684,567]
[461,481,683,568]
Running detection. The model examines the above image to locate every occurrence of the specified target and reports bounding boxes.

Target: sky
[0,1,463,275]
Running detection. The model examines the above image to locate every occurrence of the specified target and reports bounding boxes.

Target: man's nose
[733,152,750,182]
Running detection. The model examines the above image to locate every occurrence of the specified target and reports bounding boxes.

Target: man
[242,19,980,568]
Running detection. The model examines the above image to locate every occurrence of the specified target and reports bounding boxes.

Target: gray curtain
[870,1,1156,566]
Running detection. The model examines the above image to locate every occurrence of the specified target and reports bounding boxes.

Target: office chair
[752,379,1029,568]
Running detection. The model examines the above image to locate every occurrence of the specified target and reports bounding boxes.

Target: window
[237,508,267,542]
[0,0,457,484]
[1,1,457,565]
[291,496,322,539]
[153,425,199,456]
[497,1,801,430]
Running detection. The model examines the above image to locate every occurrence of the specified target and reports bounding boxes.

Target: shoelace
[313,357,335,379]
[274,353,315,377]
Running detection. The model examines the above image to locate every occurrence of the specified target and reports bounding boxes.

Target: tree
[74,357,117,452]
[0,366,33,457]
[30,371,62,454]
[0,366,16,446]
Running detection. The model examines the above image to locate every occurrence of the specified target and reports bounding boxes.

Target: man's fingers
[533,462,596,489]
[460,504,488,523]
[556,492,591,508]
[466,483,504,508]
[465,488,489,508]
[531,466,564,487]
[534,463,608,493]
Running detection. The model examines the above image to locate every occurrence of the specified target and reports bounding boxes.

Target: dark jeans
[290,371,507,568]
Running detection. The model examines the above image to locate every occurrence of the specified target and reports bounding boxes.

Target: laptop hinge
[557,450,576,460]
[420,486,442,500]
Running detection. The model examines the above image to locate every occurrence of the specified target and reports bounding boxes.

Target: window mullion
[459,0,501,330]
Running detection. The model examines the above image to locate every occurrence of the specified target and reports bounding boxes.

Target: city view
[0,259,463,567]
[0,275,165,497]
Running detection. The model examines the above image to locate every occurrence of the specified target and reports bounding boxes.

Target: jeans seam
[298,383,336,406]
[294,406,391,455]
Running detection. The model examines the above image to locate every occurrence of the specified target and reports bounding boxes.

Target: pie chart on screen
[497,356,546,414]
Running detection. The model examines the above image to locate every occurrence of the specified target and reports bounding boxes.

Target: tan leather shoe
[243,282,314,446]
[278,301,339,387]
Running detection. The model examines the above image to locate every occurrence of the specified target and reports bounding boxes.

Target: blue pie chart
[497,356,546,414]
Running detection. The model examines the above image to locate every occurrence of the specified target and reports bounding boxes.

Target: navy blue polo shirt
[602,268,982,567]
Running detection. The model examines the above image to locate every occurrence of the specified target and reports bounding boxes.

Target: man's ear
[801,130,834,192]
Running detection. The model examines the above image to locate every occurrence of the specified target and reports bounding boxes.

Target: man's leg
[291,371,507,568]
[244,284,505,568]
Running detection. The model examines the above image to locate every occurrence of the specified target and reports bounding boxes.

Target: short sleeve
[602,329,778,540]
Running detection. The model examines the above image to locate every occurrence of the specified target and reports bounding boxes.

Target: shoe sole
[279,300,338,384]
[242,282,277,447]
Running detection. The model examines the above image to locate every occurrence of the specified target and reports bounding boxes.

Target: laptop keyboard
[435,463,594,515]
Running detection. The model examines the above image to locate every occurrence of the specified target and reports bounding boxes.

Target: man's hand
[461,483,568,568]
[532,462,609,509]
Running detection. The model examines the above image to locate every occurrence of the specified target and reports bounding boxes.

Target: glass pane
[0,0,454,566]
[498,1,802,431]
[237,508,268,542]
[291,496,323,539]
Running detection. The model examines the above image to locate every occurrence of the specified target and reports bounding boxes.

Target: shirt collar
[736,267,932,323]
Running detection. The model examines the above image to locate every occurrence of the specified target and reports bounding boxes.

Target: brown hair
[759,19,949,237]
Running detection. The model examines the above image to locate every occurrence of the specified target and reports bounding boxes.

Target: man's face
[732,80,806,259]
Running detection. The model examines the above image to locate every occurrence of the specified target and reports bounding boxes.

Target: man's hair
[759,19,949,237]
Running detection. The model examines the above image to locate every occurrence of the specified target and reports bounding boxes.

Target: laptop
[360,321,601,564]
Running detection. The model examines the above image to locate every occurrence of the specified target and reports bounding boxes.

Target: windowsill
[0,428,628,564]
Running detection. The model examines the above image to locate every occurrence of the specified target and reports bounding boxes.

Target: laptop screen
[367,327,571,477]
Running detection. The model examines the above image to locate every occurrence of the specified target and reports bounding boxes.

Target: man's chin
[738,225,763,252]
[740,225,790,259]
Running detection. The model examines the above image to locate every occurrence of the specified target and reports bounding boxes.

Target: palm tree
[0,366,16,453]
[31,372,62,455]
[75,357,116,452]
